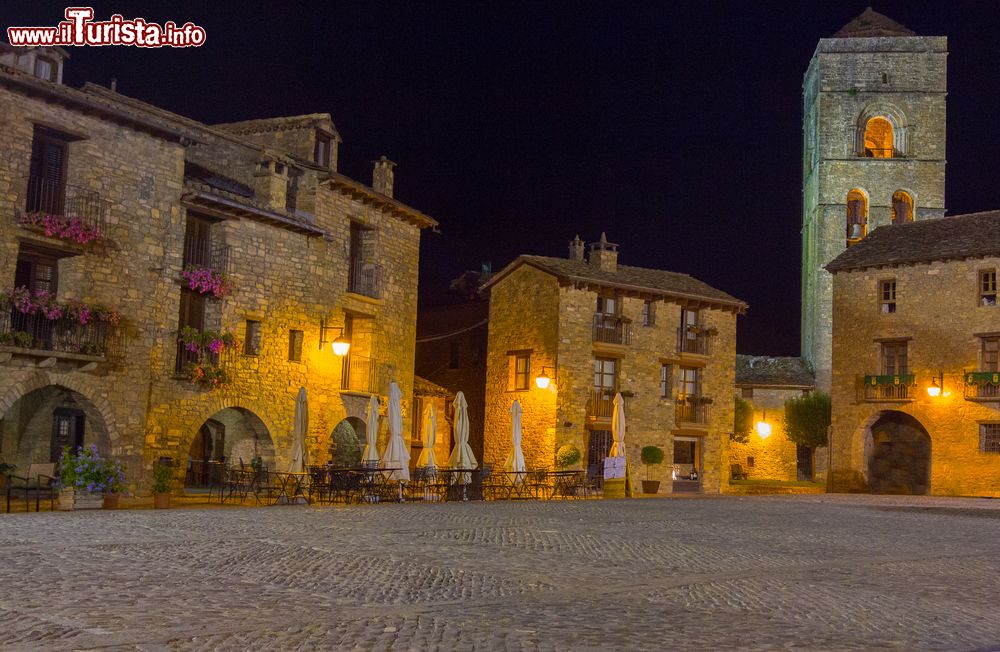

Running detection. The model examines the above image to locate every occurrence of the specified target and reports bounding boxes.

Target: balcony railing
[964,371,1000,400]
[587,387,618,419]
[592,314,632,345]
[677,328,709,355]
[0,301,121,358]
[858,374,915,401]
[675,399,710,426]
[183,238,231,275]
[16,176,108,240]
[341,354,387,394]
[348,260,383,299]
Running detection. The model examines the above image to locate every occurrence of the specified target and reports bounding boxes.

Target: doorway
[866,411,931,495]
[672,436,702,493]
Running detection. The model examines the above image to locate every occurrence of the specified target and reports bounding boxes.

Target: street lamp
[535,366,555,389]
[319,318,351,357]
[756,411,772,438]
[927,370,943,397]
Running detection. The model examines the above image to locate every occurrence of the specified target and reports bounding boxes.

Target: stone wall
[729,388,803,482]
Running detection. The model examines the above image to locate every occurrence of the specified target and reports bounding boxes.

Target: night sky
[6,1,1000,356]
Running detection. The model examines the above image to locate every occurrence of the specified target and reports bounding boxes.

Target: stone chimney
[253,159,288,211]
[588,232,619,272]
[372,156,396,197]
[568,235,585,261]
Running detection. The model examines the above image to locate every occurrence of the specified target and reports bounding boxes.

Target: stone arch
[891,189,915,224]
[863,410,931,495]
[175,395,284,463]
[855,102,909,157]
[330,416,365,467]
[846,188,869,243]
[182,406,276,487]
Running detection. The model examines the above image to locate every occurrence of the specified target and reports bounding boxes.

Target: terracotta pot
[103,493,120,510]
[153,492,170,509]
[641,480,661,495]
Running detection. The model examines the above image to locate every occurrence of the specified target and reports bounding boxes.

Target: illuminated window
[980,270,997,306]
[594,357,617,390]
[880,280,896,314]
[512,354,530,391]
[891,191,914,224]
[881,341,908,376]
[980,423,1000,454]
[846,189,868,244]
[863,116,894,158]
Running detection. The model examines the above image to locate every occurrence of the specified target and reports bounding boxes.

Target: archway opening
[864,116,895,158]
[184,407,274,488]
[0,385,111,470]
[866,411,931,495]
[330,416,365,467]
[847,189,868,244]
[892,190,914,224]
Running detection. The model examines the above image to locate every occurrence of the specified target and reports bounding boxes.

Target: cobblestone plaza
[2,495,1000,650]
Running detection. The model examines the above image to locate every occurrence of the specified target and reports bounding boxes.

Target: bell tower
[801,8,947,389]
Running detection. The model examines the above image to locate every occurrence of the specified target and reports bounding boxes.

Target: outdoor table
[549,470,582,499]
[496,471,531,500]
[271,471,311,505]
[379,467,405,502]
[437,468,478,501]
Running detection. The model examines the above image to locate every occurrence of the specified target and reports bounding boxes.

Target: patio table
[271,471,311,505]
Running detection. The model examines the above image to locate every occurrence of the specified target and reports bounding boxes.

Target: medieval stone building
[481,235,745,494]
[0,47,438,491]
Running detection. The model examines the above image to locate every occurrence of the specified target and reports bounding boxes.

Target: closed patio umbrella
[610,392,627,458]
[416,402,439,469]
[289,387,308,472]
[362,394,380,465]
[505,399,526,475]
[380,381,410,481]
[448,391,478,483]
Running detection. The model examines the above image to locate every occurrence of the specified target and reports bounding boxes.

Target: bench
[730,463,749,481]
[6,462,58,512]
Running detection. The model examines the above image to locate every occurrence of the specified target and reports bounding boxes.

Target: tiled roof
[826,211,1000,273]
[833,8,916,38]
[413,375,454,398]
[736,356,815,388]
[483,255,746,311]
[214,114,340,139]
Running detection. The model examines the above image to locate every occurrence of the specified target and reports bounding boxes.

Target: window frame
[981,336,999,372]
[879,279,897,314]
[979,422,1000,454]
[288,329,304,362]
[660,363,672,399]
[314,131,332,168]
[593,357,618,391]
[880,340,908,376]
[243,319,262,357]
[512,353,530,391]
[979,269,997,307]
[642,300,656,327]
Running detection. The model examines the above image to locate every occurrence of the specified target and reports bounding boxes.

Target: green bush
[331,420,362,467]
[555,444,581,468]
[784,391,831,448]
[641,446,664,465]
[732,395,753,444]
[152,463,172,494]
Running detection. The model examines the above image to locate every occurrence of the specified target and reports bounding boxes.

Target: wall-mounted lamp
[535,366,556,389]
[927,370,943,397]
[319,318,351,356]
[755,411,772,438]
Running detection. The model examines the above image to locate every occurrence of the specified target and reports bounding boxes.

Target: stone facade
[828,248,1000,497]
[0,52,437,492]
[801,22,948,390]
[482,238,744,494]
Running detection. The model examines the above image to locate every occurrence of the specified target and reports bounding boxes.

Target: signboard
[603,456,625,479]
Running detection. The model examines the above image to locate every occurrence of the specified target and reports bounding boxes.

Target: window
[34,56,56,82]
[596,295,617,316]
[863,116,894,158]
[348,222,379,298]
[881,341,908,376]
[642,301,655,327]
[741,387,754,399]
[244,320,261,356]
[891,191,913,224]
[183,214,214,268]
[314,131,331,167]
[594,357,617,390]
[14,250,58,295]
[512,354,530,390]
[679,366,700,398]
[846,189,867,244]
[980,270,997,306]
[980,423,1000,454]
[288,330,303,362]
[746,456,756,468]
[880,280,896,313]
[27,127,68,215]
[176,289,206,373]
[660,364,672,398]
[982,337,999,372]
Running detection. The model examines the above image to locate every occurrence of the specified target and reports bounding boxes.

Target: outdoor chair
[6,462,58,513]
[730,463,749,481]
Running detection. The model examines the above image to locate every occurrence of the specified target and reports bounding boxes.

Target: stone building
[733,356,818,483]
[0,47,438,491]
[800,9,947,390]
[826,212,1000,497]
[481,234,745,494]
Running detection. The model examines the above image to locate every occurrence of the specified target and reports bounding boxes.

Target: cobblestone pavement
[2,494,1000,651]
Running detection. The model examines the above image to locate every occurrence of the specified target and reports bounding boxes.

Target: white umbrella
[289,387,308,472]
[362,394,380,465]
[380,381,410,481]
[505,399,526,475]
[448,391,478,484]
[609,392,626,458]
[416,402,439,469]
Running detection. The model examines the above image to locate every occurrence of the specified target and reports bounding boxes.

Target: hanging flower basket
[182,265,232,299]
[19,211,104,245]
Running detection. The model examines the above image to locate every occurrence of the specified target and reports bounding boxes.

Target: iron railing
[675,400,709,425]
[592,314,632,345]
[173,333,237,375]
[964,371,1000,400]
[858,375,915,401]
[183,237,231,275]
[587,387,618,419]
[348,260,383,299]
[0,299,121,358]
[677,328,709,355]
[341,354,388,394]
[16,176,108,236]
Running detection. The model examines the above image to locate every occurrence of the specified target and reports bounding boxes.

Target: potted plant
[640,446,664,494]
[102,458,126,510]
[555,444,581,469]
[152,463,172,509]
[57,445,109,510]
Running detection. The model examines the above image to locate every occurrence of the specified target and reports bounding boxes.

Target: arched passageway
[0,385,111,468]
[330,416,365,467]
[866,411,931,495]
[184,407,275,488]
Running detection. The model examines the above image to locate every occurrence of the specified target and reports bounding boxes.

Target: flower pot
[74,490,104,510]
[642,480,661,495]
[59,487,75,511]
[103,493,120,510]
[153,492,171,509]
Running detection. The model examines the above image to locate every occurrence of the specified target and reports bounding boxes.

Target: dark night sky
[6,1,1000,355]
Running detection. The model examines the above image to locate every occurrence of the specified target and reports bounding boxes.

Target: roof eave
[181,189,327,237]
[324,174,438,229]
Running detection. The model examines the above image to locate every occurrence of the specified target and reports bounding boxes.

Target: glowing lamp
[332,336,351,357]
[927,371,943,397]
[756,420,772,438]
[535,366,555,389]
[319,318,351,356]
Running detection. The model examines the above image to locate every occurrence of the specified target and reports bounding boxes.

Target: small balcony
[341,354,387,394]
[592,314,632,346]
[183,237,231,275]
[858,374,915,401]
[15,176,108,245]
[677,327,709,356]
[675,398,710,427]
[587,387,618,420]
[0,299,122,360]
[348,260,383,299]
[963,371,1000,401]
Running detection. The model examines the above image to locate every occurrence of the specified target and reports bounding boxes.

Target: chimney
[253,159,288,211]
[588,232,619,272]
[568,234,585,261]
[372,155,396,197]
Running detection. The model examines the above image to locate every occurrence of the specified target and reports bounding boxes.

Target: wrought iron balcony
[0,300,121,358]
[592,314,632,345]
[348,260,383,299]
[15,176,108,242]
[677,327,709,355]
[858,374,915,401]
[675,398,710,426]
[963,371,1000,401]
[183,237,231,275]
[587,387,619,419]
[341,354,387,394]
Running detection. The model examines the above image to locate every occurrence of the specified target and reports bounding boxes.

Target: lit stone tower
[801,8,947,389]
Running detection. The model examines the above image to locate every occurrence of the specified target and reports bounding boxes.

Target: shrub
[331,420,362,467]
[57,445,125,494]
[784,391,831,448]
[152,463,172,494]
[555,444,581,468]
[732,396,753,444]
[641,446,664,465]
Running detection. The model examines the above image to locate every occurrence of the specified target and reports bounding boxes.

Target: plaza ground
[2,494,999,651]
